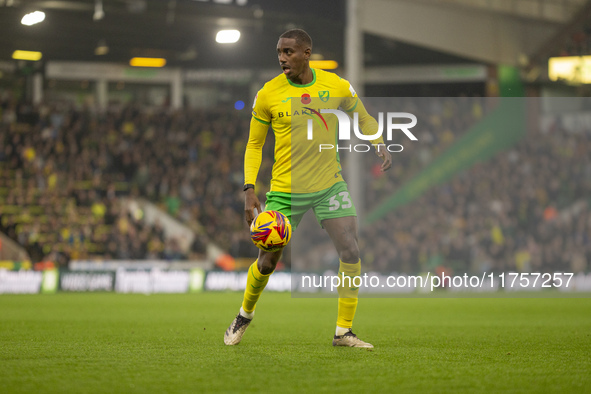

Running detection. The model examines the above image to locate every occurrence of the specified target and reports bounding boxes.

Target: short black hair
[280,29,313,49]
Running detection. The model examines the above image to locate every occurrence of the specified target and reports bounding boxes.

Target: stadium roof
[1,0,476,70]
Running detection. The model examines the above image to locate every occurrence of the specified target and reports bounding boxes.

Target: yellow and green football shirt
[245,68,383,194]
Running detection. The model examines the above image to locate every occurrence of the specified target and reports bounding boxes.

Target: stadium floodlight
[93,0,104,21]
[12,50,42,61]
[216,29,240,44]
[129,57,166,67]
[309,60,339,70]
[21,11,45,26]
[95,40,109,56]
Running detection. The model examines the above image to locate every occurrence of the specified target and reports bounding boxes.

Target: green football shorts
[264,181,357,231]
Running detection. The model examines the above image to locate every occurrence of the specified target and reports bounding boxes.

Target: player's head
[277,29,312,80]
[280,29,313,50]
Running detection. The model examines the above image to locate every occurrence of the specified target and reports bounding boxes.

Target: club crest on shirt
[318,91,330,102]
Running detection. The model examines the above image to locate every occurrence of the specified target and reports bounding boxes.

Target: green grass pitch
[1,292,590,393]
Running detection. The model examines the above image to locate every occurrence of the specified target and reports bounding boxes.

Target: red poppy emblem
[301,94,311,104]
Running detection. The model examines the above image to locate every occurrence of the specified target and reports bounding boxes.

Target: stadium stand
[1,90,590,276]
[361,117,591,275]
[0,93,272,264]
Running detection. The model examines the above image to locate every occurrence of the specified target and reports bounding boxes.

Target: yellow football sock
[336,259,361,329]
[242,260,273,314]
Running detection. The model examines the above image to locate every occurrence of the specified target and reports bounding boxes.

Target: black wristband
[243,184,255,192]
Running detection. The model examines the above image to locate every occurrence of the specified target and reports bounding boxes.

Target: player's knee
[339,243,359,264]
[257,250,282,275]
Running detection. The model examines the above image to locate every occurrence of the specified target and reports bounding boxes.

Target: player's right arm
[244,90,271,226]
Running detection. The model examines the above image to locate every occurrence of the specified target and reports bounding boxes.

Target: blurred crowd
[295,98,591,275]
[556,22,591,57]
[361,96,487,198]
[0,93,269,264]
[1,90,590,274]
[359,113,591,275]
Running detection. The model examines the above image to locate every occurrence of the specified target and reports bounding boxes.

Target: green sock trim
[249,265,265,283]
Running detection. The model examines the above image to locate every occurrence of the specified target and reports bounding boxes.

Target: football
[250,210,292,252]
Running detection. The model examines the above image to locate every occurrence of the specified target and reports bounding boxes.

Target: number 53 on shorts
[310,182,358,225]
[314,186,357,222]
[328,191,353,211]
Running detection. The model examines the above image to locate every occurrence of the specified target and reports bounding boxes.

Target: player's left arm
[374,143,392,172]
[341,83,392,172]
